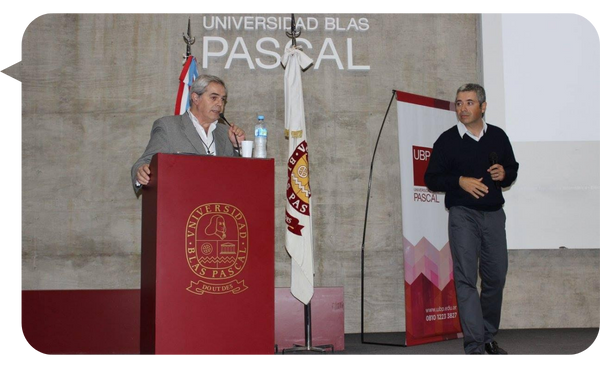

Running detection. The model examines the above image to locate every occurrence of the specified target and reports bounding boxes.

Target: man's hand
[228,123,246,147]
[136,164,151,186]
[459,176,488,199]
[487,164,505,183]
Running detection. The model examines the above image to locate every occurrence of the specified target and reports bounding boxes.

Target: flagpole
[182,17,195,61]
[174,18,198,115]
[281,14,333,354]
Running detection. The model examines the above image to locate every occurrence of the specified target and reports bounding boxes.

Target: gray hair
[189,75,227,103]
[456,83,486,105]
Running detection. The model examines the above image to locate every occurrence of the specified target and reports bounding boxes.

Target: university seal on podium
[185,203,249,295]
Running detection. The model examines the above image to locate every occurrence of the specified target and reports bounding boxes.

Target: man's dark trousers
[448,206,508,354]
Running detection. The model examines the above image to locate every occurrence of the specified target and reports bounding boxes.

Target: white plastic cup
[241,140,254,158]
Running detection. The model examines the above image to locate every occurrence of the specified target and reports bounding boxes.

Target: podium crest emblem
[185,203,248,295]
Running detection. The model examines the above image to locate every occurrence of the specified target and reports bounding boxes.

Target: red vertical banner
[396,91,462,346]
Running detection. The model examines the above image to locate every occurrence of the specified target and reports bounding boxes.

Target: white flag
[282,47,314,305]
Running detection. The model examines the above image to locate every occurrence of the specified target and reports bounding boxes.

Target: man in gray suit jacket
[131,75,246,193]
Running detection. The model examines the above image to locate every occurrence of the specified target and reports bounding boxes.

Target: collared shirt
[188,109,218,156]
[457,121,487,142]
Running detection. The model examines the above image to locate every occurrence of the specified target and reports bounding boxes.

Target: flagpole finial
[286,14,301,47]
[183,18,195,59]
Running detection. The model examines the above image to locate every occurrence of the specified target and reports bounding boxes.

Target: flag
[174,56,199,115]
[282,47,314,305]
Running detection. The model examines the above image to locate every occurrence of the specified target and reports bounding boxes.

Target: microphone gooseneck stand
[218,113,240,153]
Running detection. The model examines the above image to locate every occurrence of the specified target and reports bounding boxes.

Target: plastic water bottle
[254,115,267,158]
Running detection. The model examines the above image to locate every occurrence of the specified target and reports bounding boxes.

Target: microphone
[219,113,240,153]
[489,152,500,189]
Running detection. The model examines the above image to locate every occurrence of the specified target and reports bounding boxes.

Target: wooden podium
[140,153,275,354]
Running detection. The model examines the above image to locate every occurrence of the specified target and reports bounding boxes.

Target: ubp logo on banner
[412,145,440,203]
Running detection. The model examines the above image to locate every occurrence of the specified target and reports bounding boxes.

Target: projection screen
[481,14,599,249]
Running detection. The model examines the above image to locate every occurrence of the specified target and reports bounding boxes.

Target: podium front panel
[142,153,275,354]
